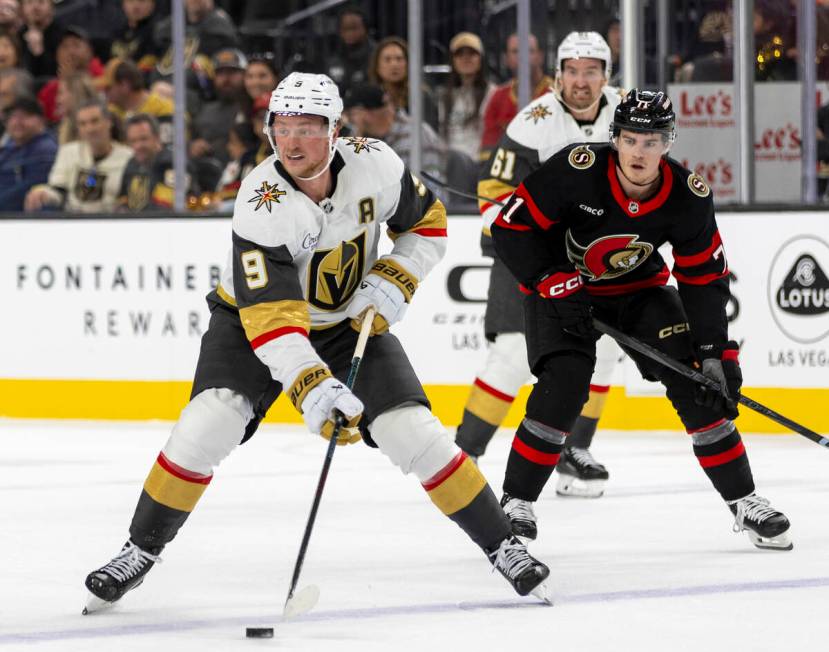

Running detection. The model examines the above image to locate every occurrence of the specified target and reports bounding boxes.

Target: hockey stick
[592,318,828,448]
[419,170,502,207]
[282,308,376,619]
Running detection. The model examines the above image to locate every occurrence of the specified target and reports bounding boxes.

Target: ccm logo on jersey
[579,203,604,216]
[537,270,583,298]
[658,322,690,339]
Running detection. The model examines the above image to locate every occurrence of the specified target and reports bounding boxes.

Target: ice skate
[555,447,609,498]
[83,540,163,614]
[500,493,537,540]
[728,493,792,551]
[487,535,551,603]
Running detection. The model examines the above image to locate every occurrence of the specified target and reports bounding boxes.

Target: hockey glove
[695,341,742,420]
[347,258,418,335]
[289,366,364,445]
[535,269,594,338]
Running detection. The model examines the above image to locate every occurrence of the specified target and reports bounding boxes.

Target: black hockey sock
[503,419,566,502]
[455,410,499,457]
[128,451,212,549]
[693,429,754,501]
[455,378,516,457]
[422,450,511,550]
[567,415,598,449]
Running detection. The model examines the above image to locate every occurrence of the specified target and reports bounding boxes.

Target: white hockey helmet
[265,72,344,179]
[556,31,612,77]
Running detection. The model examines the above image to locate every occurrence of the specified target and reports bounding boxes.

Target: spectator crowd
[1,0,827,214]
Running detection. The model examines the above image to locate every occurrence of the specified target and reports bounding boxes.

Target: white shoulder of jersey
[232,154,301,251]
[503,90,564,146]
[334,137,405,199]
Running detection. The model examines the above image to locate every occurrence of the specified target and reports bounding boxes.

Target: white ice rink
[2,419,828,651]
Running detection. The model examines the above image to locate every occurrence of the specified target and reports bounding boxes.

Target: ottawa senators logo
[307,230,366,310]
[568,145,595,170]
[566,231,654,281]
[687,173,710,198]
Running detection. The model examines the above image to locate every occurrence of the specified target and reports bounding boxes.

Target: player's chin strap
[294,145,338,182]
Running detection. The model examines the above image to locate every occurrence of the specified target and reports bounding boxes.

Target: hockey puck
[246,627,274,638]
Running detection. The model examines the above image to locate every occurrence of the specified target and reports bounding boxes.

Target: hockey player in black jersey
[490,88,792,551]
[456,32,621,501]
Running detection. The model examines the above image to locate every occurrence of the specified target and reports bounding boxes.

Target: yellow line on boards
[0,380,825,434]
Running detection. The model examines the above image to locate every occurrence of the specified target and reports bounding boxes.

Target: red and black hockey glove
[695,341,742,420]
[534,269,594,338]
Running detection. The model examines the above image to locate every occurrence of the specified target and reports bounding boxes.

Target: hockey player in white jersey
[456,32,624,531]
[83,73,550,614]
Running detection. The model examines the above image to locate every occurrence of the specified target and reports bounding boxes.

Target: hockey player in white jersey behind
[456,32,624,528]
[83,73,550,614]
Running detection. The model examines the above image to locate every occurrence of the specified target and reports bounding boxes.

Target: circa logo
[767,236,829,344]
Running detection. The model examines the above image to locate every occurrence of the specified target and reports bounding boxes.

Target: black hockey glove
[535,269,594,338]
[694,341,742,420]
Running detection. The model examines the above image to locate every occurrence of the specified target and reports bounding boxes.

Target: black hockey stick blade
[282,308,376,619]
[592,318,828,448]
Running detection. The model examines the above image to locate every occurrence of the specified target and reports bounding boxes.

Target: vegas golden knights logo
[566,231,654,281]
[307,230,366,310]
[127,175,150,211]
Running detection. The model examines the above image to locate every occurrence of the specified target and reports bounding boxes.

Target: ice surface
[2,420,828,650]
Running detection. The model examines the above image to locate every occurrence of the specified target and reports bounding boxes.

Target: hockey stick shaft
[419,170,507,207]
[284,308,376,607]
[593,318,828,448]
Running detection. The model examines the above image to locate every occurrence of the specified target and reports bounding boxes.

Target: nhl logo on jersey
[628,201,640,214]
[248,180,287,213]
[687,173,711,198]
[568,145,596,170]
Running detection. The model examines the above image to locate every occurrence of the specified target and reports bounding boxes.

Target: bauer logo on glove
[346,256,419,335]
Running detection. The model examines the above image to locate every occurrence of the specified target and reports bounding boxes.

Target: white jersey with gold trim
[213,136,447,390]
[478,86,623,242]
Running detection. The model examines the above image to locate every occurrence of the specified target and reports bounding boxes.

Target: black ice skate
[500,493,538,540]
[487,535,551,603]
[83,540,163,614]
[728,493,793,551]
[555,447,609,498]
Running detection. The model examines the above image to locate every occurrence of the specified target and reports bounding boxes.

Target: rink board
[1,213,827,432]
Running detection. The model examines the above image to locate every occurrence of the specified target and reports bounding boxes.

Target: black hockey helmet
[610,89,676,145]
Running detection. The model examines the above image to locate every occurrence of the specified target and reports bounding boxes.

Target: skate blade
[82,592,115,615]
[747,530,794,551]
[283,584,320,619]
[530,580,553,606]
[555,474,606,499]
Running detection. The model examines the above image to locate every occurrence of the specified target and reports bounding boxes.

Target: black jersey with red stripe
[491,142,730,345]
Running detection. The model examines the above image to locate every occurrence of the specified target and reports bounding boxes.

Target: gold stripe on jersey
[216,283,237,307]
[144,459,210,513]
[424,455,487,516]
[582,387,610,420]
[239,300,310,342]
[387,198,447,240]
[288,364,333,411]
[477,178,516,211]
